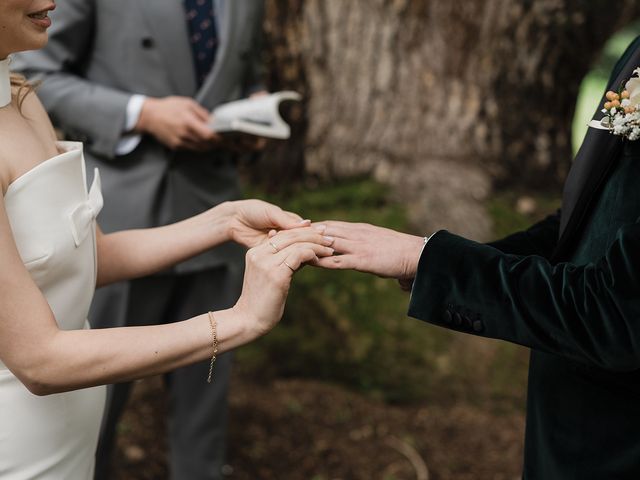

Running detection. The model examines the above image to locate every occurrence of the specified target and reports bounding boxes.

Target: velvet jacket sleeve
[485,211,560,259]
[408,224,640,371]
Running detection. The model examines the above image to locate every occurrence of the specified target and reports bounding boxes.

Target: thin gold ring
[283,260,296,272]
[269,241,279,253]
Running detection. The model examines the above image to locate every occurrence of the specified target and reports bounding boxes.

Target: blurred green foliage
[488,191,561,240]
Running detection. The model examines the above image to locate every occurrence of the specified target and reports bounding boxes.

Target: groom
[315,36,640,478]
[13,1,267,479]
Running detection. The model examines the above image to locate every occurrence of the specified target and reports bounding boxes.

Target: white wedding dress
[0,58,106,479]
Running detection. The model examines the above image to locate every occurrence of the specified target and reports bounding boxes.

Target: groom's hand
[136,96,224,152]
[312,221,424,280]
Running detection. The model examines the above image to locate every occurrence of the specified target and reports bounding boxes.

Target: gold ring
[269,241,279,253]
[283,261,296,272]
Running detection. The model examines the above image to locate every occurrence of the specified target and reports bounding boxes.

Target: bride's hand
[232,228,335,338]
[223,200,310,248]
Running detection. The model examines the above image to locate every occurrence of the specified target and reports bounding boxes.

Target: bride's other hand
[312,221,424,280]
[223,199,310,248]
[233,228,335,338]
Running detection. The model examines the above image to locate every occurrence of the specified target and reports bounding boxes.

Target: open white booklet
[209,91,302,139]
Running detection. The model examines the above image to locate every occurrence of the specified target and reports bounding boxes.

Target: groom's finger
[328,237,358,255]
[270,243,335,269]
[313,254,357,270]
[313,221,366,240]
[264,228,333,253]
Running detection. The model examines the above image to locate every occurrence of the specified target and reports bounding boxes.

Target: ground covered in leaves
[111,373,524,480]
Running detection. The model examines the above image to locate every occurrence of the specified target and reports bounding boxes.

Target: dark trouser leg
[165,353,233,480]
[91,277,176,480]
[162,267,241,480]
[93,382,133,480]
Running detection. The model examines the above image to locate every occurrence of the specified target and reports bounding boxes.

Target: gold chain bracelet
[207,311,218,383]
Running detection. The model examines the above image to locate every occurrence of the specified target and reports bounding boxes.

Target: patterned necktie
[183,0,218,87]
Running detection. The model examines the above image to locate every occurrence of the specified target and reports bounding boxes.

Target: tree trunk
[258,0,640,239]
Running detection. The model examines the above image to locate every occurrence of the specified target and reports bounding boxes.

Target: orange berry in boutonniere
[606,91,619,101]
[592,68,640,140]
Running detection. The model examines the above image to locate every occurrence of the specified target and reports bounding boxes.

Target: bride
[0,2,334,478]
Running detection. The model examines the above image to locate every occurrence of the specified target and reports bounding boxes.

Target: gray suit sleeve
[11,0,131,159]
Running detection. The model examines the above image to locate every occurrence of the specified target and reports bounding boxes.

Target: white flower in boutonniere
[590,67,640,140]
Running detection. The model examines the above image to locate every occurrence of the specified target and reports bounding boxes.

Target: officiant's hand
[234,228,335,338]
[222,200,312,248]
[136,96,224,152]
[312,221,424,280]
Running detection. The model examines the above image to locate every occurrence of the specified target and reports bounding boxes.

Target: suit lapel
[196,0,237,106]
[136,0,197,96]
[551,37,640,261]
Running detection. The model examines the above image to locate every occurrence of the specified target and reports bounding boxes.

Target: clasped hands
[222,199,426,339]
[225,198,425,281]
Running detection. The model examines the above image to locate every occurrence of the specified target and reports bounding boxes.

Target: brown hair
[9,72,34,110]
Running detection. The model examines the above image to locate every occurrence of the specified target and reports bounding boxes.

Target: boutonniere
[590,67,640,140]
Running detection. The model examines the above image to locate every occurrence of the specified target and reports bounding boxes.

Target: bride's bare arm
[0,193,333,396]
[95,199,310,286]
[0,90,334,396]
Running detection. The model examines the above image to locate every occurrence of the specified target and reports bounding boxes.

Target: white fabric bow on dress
[69,168,103,247]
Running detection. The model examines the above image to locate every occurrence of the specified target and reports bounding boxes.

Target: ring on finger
[283,260,296,272]
[269,241,279,253]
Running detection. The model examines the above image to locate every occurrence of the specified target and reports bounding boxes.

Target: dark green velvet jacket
[409,37,640,479]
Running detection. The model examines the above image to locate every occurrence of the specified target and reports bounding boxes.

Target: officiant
[13,1,268,478]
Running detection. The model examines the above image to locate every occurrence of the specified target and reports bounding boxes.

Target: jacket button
[453,312,463,326]
[473,320,484,332]
[141,37,155,49]
[442,309,453,324]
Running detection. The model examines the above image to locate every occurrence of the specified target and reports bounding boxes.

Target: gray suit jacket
[14,0,265,274]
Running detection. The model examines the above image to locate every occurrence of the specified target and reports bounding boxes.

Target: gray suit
[14,1,265,478]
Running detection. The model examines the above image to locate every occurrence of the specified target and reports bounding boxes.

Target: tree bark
[258,0,640,239]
